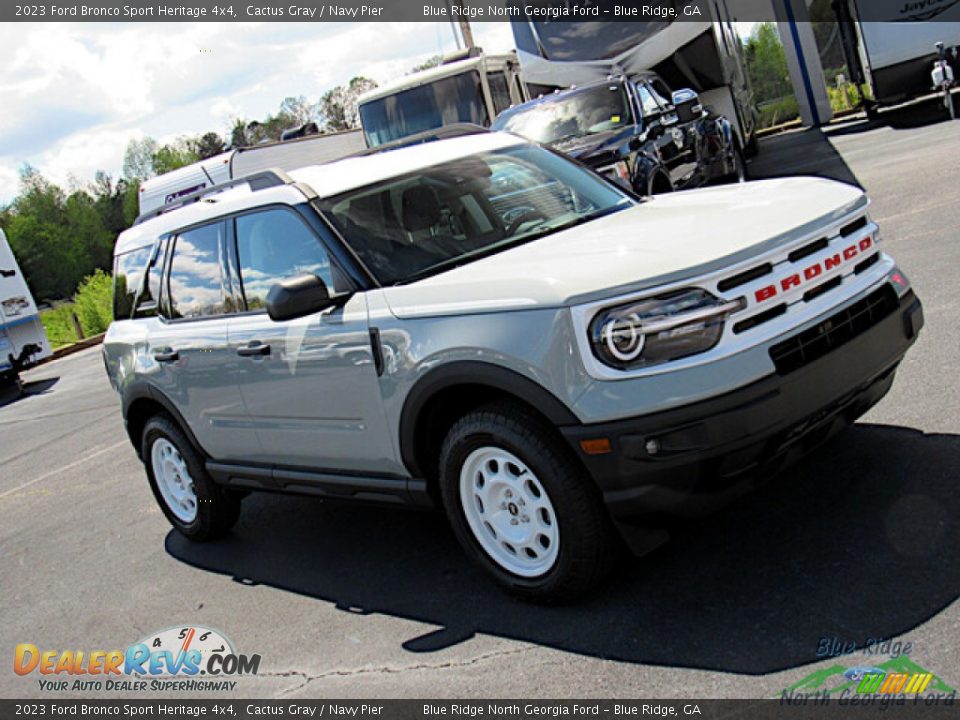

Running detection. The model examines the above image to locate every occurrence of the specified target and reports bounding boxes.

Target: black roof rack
[351,123,489,158]
[133,169,294,226]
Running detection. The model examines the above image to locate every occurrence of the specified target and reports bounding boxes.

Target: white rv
[0,228,51,389]
[834,0,960,106]
[357,50,529,147]
[137,129,366,217]
[509,2,757,151]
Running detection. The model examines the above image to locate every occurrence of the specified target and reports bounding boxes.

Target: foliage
[743,23,792,105]
[757,96,800,129]
[409,55,442,74]
[319,77,378,131]
[41,304,82,348]
[72,269,113,336]
[38,269,113,348]
[4,82,376,307]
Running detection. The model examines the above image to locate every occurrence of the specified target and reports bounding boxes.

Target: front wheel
[438,403,617,603]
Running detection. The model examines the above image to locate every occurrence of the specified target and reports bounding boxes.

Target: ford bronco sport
[103,127,923,601]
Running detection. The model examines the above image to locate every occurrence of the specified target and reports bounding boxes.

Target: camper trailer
[509,1,757,151]
[834,0,960,108]
[137,129,365,217]
[0,228,51,390]
[357,50,528,147]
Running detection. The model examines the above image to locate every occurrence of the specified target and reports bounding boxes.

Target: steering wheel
[505,208,548,236]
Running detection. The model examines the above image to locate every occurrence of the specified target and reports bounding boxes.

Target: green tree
[122,137,158,181]
[409,55,442,74]
[744,23,792,103]
[319,76,378,131]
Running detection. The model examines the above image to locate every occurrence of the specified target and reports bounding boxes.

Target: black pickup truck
[492,73,747,196]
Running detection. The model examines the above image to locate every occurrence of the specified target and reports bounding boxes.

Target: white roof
[291,132,526,198]
[116,132,528,256]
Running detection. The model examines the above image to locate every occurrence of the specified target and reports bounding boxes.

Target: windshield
[492,84,633,145]
[359,71,490,147]
[317,144,633,285]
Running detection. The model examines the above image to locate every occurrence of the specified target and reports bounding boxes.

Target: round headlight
[600,312,645,362]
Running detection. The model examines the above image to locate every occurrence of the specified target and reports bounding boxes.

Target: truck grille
[769,286,899,375]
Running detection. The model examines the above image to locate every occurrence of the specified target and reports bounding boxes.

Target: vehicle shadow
[750,128,861,188]
[826,97,956,138]
[166,423,959,675]
[0,377,59,408]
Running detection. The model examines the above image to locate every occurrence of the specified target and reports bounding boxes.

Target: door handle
[153,349,179,362]
[237,342,271,357]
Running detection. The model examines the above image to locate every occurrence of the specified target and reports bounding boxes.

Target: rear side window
[112,246,152,320]
[134,239,167,319]
[234,208,341,310]
[166,223,228,319]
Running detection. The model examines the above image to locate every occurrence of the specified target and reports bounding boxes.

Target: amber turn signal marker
[579,438,612,455]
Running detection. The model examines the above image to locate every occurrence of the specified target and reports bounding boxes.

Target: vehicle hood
[382,177,867,318]
[552,127,633,161]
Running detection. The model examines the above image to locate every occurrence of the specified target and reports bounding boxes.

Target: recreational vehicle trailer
[357,50,529,147]
[137,129,365,217]
[509,2,757,151]
[0,229,51,390]
[833,0,960,107]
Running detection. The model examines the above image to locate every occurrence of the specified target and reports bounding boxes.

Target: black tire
[725,138,748,184]
[141,414,240,541]
[648,170,674,196]
[438,402,618,603]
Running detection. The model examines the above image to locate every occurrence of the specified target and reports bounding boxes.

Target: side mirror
[672,88,703,123]
[266,273,338,321]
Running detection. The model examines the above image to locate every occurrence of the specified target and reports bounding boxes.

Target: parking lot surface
[2,106,958,698]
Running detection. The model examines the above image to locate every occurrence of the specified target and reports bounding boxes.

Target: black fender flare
[398,361,580,478]
[121,381,208,458]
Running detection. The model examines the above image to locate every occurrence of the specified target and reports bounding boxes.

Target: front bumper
[560,285,923,526]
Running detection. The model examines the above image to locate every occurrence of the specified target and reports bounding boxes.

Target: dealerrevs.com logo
[14,626,261,692]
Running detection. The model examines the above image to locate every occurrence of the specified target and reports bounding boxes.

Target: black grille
[718,263,773,292]
[840,216,868,237]
[788,237,829,263]
[769,286,899,375]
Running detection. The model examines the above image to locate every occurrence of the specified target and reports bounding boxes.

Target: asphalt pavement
[2,103,958,699]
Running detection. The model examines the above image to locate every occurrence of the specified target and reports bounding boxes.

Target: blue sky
[0,21,759,205]
[0,22,516,203]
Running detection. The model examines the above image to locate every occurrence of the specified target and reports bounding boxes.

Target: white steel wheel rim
[151,438,198,523]
[459,446,559,578]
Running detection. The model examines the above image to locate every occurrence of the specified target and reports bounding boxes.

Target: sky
[0,21,516,204]
[0,21,758,205]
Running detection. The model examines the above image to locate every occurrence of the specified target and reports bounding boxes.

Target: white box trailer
[509,1,757,150]
[138,129,366,217]
[834,0,960,106]
[357,50,529,147]
[0,228,51,389]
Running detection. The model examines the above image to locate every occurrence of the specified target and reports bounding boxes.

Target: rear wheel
[438,402,618,603]
[726,138,748,184]
[142,414,240,541]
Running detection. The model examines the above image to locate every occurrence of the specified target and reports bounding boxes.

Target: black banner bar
[6,0,960,23]
[1,699,958,719]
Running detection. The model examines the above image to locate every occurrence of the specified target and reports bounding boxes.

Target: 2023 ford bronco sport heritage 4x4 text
[103,129,924,602]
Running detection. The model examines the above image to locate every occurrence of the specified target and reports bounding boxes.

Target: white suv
[103,127,923,601]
